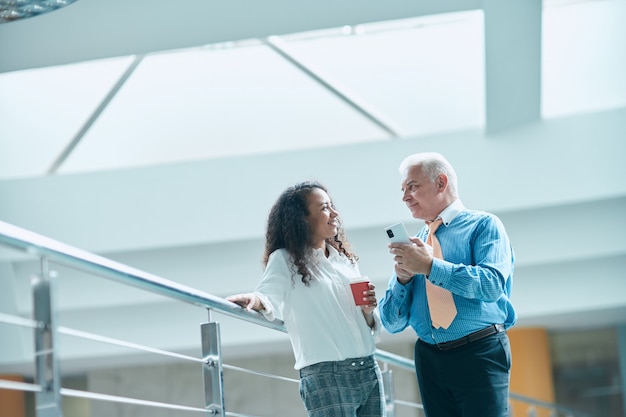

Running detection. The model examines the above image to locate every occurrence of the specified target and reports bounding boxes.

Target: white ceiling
[0,0,624,180]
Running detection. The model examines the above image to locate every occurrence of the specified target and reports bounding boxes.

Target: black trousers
[414,332,511,417]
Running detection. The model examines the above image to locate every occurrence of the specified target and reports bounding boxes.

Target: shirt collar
[312,243,340,259]
[437,199,465,226]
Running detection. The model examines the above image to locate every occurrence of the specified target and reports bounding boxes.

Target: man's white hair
[399,152,458,197]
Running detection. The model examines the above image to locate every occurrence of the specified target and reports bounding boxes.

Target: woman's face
[306,188,339,249]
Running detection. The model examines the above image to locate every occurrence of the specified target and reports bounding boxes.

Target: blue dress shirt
[379,200,517,345]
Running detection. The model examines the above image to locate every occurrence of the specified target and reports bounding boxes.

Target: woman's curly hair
[263,181,357,286]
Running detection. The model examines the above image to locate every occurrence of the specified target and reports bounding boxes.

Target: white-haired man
[379,152,516,417]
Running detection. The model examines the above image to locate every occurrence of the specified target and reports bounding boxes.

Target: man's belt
[433,323,506,351]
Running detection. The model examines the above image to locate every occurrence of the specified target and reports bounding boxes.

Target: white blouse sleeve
[254,250,293,322]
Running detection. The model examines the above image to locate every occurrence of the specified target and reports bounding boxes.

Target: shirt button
[360,361,364,365]
[351,362,356,366]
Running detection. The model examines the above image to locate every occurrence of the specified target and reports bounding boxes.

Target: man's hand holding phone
[384,223,434,281]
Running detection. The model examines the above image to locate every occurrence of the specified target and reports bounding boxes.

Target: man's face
[401,165,442,221]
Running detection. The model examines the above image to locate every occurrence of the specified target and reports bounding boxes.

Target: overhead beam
[265,36,405,138]
[47,55,144,174]
[483,0,542,133]
[0,0,480,73]
[0,108,623,254]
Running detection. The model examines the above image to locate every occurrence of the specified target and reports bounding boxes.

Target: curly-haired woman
[227,181,385,417]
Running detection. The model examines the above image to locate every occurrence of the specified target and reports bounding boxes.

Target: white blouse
[254,245,380,369]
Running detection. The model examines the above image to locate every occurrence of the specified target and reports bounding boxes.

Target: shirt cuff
[392,274,414,293]
[253,292,275,321]
[427,258,453,288]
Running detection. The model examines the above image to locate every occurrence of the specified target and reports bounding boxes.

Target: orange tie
[425,218,457,329]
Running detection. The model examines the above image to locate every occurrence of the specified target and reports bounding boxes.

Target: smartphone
[384,222,412,244]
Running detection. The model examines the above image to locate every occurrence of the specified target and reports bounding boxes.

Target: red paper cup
[350,277,371,306]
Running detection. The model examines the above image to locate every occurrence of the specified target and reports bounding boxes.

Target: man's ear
[437,174,449,192]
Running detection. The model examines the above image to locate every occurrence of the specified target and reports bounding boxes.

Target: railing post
[381,366,396,417]
[32,258,62,417]
[201,309,225,416]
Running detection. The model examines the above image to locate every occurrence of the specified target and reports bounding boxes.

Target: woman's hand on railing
[226,293,264,312]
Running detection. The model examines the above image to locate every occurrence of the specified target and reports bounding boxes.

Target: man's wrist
[396,275,414,284]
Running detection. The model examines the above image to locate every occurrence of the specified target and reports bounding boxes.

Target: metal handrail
[0,220,592,417]
[0,220,283,331]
